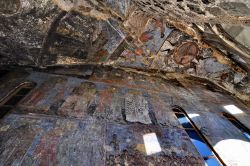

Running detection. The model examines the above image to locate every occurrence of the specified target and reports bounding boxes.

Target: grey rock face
[0,0,61,65]
[125,94,152,124]
[204,58,230,73]
[135,0,250,26]
[0,0,250,101]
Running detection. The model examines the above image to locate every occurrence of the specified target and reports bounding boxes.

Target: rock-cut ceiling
[0,0,250,105]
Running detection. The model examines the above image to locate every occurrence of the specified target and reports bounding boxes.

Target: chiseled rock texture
[1,0,250,65]
[0,67,250,165]
[125,94,152,124]
[0,1,250,103]
[135,0,250,26]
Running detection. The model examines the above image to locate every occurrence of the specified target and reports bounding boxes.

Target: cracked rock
[125,94,152,124]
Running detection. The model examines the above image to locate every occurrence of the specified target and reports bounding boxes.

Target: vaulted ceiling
[0,0,250,104]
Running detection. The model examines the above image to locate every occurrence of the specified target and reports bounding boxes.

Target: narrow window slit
[223,112,250,140]
[15,88,33,96]
[0,82,35,118]
[172,106,223,166]
[4,95,25,106]
[175,113,193,128]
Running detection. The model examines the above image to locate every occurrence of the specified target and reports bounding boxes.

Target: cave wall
[135,0,250,26]
[1,0,250,66]
[0,68,250,165]
[0,0,250,102]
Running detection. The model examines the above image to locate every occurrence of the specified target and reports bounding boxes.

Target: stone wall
[135,0,250,26]
[1,0,250,65]
[0,67,250,165]
[0,0,250,103]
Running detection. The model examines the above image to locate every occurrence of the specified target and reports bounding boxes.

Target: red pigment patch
[34,130,61,166]
[97,49,108,57]
[155,20,165,36]
[134,48,144,55]
[139,31,154,42]
[174,42,199,66]
[24,86,47,105]
[98,89,113,113]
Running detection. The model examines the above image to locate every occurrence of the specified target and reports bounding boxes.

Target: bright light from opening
[143,133,162,155]
[188,113,200,119]
[215,139,250,166]
[224,105,244,114]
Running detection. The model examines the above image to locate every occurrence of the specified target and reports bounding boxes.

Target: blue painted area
[37,88,56,108]
[119,87,129,94]
[40,119,55,131]
[78,122,86,131]
[3,114,17,124]
[63,89,71,99]
[27,134,42,155]
[67,77,83,87]
[95,83,107,90]
[27,72,50,86]
[142,92,149,98]
[106,124,132,154]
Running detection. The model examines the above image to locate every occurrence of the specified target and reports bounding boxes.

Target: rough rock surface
[0,0,250,103]
[125,94,152,124]
[135,0,250,26]
[1,68,250,165]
